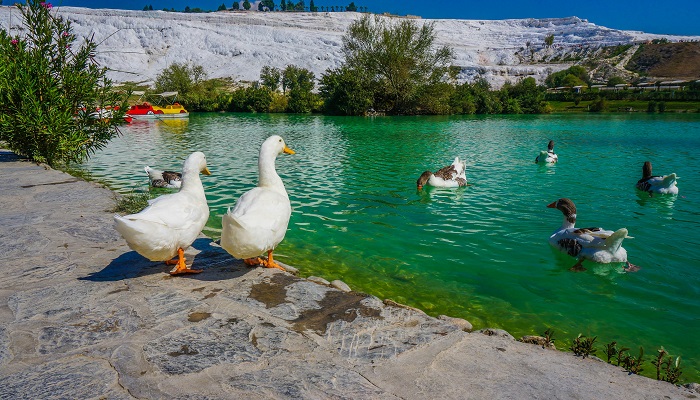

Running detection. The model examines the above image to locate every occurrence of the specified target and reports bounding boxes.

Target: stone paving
[0,149,697,399]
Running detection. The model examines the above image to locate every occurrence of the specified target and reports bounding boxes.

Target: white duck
[636,161,678,196]
[114,152,211,275]
[416,157,467,189]
[547,198,638,272]
[220,135,295,271]
[535,140,558,164]
[145,166,182,189]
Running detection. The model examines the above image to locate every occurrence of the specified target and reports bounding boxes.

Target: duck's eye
[279,139,282,142]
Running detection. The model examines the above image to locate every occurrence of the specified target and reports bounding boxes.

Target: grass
[548,100,700,113]
[113,189,151,215]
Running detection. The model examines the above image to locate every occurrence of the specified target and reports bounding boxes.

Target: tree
[232,2,239,9]
[282,65,315,113]
[155,62,207,97]
[294,0,304,11]
[342,15,453,114]
[544,34,554,47]
[319,66,373,115]
[261,0,275,11]
[184,6,191,12]
[545,65,589,88]
[0,0,127,166]
[280,0,286,10]
[309,0,317,12]
[346,2,357,11]
[217,3,227,11]
[243,0,251,10]
[260,66,281,91]
[607,76,626,87]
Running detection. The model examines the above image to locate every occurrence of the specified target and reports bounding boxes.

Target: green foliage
[309,0,317,11]
[232,2,239,10]
[260,66,281,92]
[229,84,273,112]
[113,189,150,215]
[243,0,251,10]
[346,1,357,11]
[570,334,597,358]
[261,0,274,10]
[153,62,232,111]
[658,101,666,113]
[319,66,373,115]
[0,0,127,166]
[589,97,607,112]
[606,76,627,87]
[217,3,227,11]
[621,347,645,374]
[662,355,683,384]
[542,328,555,348]
[647,100,657,112]
[604,341,618,363]
[449,82,477,114]
[544,34,554,47]
[282,65,315,113]
[342,15,453,114]
[545,66,589,88]
[154,62,206,96]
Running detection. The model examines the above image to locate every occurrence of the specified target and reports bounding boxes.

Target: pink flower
[62,31,69,37]
[11,39,18,45]
[40,2,53,9]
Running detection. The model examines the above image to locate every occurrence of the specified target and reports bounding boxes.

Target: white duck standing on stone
[535,140,558,164]
[547,198,638,272]
[114,152,211,275]
[221,135,295,271]
[635,161,678,196]
[416,156,467,189]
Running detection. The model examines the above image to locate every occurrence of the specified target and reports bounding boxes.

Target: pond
[83,112,700,381]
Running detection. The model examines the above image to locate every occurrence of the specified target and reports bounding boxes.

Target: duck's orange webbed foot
[167,248,203,275]
[262,250,286,271]
[243,257,264,267]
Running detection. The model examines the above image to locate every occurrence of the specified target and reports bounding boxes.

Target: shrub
[0,0,127,166]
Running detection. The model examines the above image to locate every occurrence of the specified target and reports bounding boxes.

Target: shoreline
[0,149,698,399]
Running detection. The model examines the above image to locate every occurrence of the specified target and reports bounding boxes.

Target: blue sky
[49,0,699,36]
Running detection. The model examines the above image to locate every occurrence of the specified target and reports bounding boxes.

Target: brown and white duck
[416,157,467,189]
[635,161,678,196]
[547,198,638,272]
[145,165,182,189]
[535,140,558,164]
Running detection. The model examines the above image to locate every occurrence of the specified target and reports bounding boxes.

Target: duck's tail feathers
[662,173,678,187]
[604,228,628,252]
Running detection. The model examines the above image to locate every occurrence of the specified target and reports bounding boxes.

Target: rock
[330,279,351,292]
[519,335,556,349]
[438,315,473,332]
[306,276,330,286]
[478,328,515,340]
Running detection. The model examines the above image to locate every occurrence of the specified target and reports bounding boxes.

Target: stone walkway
[0,149,697,399]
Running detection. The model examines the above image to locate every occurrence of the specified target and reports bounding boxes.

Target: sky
[46,0,699,36]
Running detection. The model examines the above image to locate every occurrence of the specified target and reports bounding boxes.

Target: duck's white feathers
[637,173,678,194]
[115,152,210,261]
[547,198,630,264]
[220,135,294,260]
[222,188,291,259]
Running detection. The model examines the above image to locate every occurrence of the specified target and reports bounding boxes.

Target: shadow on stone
[0,150,23,163]
[79,251,163,281]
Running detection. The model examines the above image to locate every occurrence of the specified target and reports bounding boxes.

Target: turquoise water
[84,113,700,381]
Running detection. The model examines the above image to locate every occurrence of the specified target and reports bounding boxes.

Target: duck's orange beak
[546,201,557,208]
[283,146,295,155]
[202,167,211,175]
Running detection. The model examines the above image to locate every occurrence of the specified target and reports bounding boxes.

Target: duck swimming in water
[547,197,638,272]
[145,166,182,189]
[535,140,558,164]
[416,157,467,189]
[635,161,678,196]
